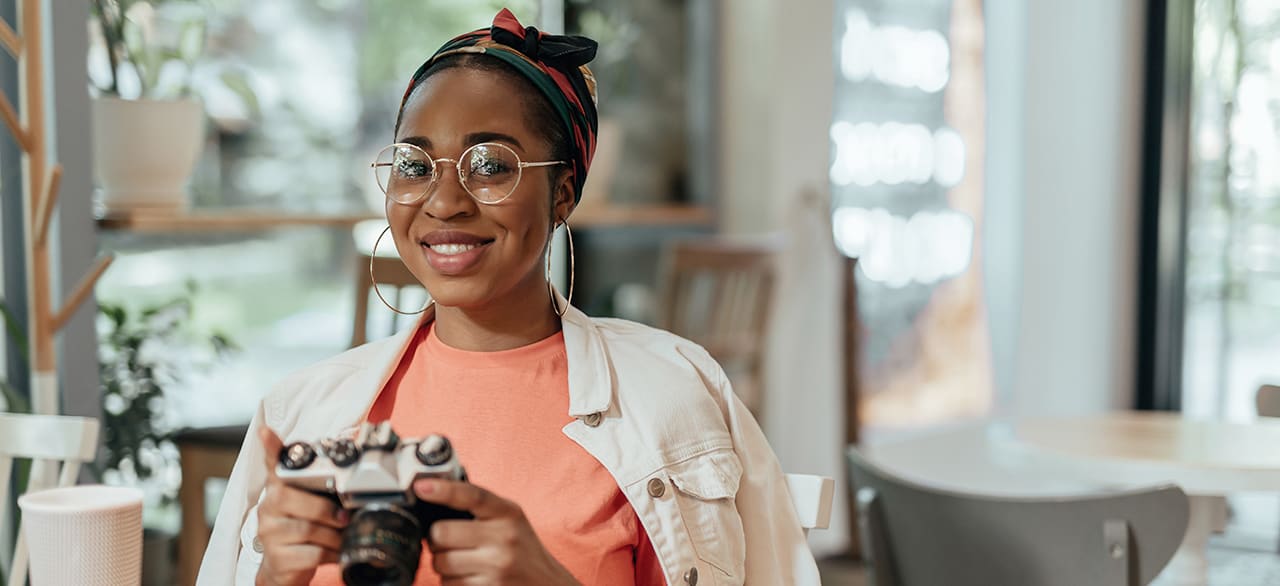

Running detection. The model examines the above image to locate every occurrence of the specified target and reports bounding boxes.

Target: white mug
[18,485,144,586]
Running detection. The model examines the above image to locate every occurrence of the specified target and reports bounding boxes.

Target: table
[865,413,1280,586]
[173,425,249,586]
[1011,412,1280,586]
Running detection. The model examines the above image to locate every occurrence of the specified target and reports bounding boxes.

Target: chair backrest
[0,413,100,586]
[847,447,1188,586]
[1257,384,1280,418]
[785,473,834,535]
[351,221,428,347]
[656,238,779,413]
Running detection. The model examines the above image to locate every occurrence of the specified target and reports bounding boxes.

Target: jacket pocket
[665,448,747,583]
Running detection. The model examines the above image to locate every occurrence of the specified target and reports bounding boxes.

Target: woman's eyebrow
[465,131,523,150]
[399,136,432,150]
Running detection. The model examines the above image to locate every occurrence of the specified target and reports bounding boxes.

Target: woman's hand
[416,479,581,586]
[254,426,349,586]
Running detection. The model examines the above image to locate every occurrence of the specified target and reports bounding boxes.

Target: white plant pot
[92,97,205,211]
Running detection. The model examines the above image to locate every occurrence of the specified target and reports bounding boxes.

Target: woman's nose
[420,162,477,220]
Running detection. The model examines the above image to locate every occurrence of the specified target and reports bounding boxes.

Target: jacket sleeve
[717,367,822,585]
[196,402,270,586]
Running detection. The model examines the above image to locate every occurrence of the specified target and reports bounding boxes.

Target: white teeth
[431,243,479,255]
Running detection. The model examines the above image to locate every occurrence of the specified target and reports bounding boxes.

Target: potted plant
[89,0,207,212]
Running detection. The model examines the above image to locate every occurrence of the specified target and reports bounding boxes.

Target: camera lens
[339,504,422,586]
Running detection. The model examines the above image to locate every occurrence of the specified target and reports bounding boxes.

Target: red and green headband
[400,8,599,203]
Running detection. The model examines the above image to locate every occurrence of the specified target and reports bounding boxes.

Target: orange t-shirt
[310,324,661,585]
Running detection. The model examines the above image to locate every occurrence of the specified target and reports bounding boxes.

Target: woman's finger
[432,547,495,579]
[258,424,285,478]
[263,481,348,530]
[265,542,340,572]
[413,479,519,520]
[427,518,487,551]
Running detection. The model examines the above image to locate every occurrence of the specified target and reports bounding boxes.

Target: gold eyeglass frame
[371,142,566,206]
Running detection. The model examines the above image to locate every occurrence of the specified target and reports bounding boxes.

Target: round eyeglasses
[372,142,566,205]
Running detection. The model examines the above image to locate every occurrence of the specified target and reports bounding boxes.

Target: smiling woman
[198,9,818,586]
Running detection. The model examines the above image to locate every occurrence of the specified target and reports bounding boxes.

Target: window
[1180,0,1280,420]
[830,0,989,430]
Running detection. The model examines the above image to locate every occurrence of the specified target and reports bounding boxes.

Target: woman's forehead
[397,67,540,148]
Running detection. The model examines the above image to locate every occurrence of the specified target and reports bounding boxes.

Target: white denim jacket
[198,301,820,585]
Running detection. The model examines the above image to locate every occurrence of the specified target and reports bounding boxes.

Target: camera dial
[280,442,316,470]
[325,438,360,468]
[415,435,453,466]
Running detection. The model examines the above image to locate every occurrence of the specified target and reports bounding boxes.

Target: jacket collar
[354,291,613,420]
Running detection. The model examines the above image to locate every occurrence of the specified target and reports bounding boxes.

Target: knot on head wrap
[399,9,599,204]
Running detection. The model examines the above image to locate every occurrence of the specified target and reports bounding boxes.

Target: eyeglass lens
[375,143,522,204]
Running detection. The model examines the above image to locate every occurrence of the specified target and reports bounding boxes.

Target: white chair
[848,447,1188,586]
[786,473,835,535]
[0,413,100,586]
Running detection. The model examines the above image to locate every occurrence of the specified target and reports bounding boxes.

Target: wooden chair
[1256,384,1280,418]
[848,447,1189,586]
[351,221,427,348]
[656,238,779,415]
[1256,384,1280,551]
[174,425,248,586]
[0,413,100,586]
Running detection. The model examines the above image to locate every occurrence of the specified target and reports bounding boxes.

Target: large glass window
[830,0,989,431]
[1181,0,1280,421]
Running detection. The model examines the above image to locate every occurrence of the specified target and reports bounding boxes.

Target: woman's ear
[552,170,576,226]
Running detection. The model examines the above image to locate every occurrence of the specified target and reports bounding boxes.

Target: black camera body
[276,422,471,585]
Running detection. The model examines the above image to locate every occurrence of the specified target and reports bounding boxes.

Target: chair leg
[856,488,897,586]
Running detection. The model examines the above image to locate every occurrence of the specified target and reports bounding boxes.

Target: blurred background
[2,0,1279,583]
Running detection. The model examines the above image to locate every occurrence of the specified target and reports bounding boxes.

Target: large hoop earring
[371,225,432,316]
[545,222,575,316]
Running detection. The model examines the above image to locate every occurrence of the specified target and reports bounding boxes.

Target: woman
[200,9,817,586]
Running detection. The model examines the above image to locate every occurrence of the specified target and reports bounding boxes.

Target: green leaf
[0,297,29,361]
[0,379,30,414]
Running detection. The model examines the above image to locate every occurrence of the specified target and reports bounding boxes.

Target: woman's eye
[396,159,431,179]
[469,157,514,178]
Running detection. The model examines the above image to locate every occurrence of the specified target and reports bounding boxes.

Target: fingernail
[336,509,349,524]
[417,479,436,494]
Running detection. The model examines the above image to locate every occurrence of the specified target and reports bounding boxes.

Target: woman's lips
[421,240,492,275]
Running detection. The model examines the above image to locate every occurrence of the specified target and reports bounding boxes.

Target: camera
[276,421,471,586]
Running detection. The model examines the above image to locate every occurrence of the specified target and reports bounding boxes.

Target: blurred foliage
[96,282,236,503]
[0,297,29,414]
[358,0,537,96]
[90,0,207,97]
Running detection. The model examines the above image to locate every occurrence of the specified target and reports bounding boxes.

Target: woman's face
[387,66,574,310]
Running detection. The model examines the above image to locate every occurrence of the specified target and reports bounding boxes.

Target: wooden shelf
[96,209,378,233]
[96,204,714,233]
[570,204,714,228]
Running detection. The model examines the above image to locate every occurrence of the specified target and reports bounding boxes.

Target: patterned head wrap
[399,9,599,203]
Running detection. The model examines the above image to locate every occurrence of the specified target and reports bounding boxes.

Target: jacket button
[252,536,264,554]
[684,566,698,585]
[647,477,666,498]
[582,412,602,427]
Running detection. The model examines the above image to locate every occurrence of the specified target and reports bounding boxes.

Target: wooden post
[843,255,862,559]
[6,0,113,414]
